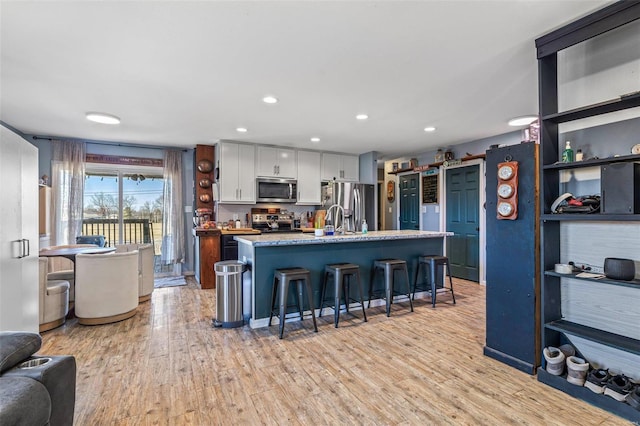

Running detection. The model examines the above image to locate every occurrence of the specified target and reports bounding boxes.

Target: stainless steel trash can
[213,260,244,328]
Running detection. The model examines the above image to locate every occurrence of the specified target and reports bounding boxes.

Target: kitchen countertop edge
[234,230,453,247]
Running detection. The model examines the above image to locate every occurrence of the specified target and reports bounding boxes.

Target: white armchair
[74,251,139,325]
[44,244,98,305]
[38,257,70,332]
[115,243,155,302]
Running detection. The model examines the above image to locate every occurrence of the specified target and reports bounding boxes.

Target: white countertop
[234,230,452,247]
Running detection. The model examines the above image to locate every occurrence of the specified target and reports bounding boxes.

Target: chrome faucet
[326,204,345,235]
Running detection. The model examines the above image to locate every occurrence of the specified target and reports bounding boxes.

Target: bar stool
[413,255,456,307]
[268,268,318,339]
[319,263,367,327]
[368,259,414,317]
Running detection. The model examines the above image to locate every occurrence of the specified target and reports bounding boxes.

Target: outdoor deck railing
[81,218,154,247]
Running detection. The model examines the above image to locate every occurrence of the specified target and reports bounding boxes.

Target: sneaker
[627,385,640,411]
[603,374,634,402]
[584,369,610,394]
[566,356,589,386]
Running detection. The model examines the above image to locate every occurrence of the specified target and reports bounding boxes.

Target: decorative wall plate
[199,194,211,203]
[197,160,213,173]
[199,178,212,188]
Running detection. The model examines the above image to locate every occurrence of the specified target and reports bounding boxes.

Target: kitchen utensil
[197,160,213,173]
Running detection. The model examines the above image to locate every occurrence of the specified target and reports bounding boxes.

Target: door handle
[23,239,30,257]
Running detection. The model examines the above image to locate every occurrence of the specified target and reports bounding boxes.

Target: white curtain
[161,149,184,267]
[52,140,86,246]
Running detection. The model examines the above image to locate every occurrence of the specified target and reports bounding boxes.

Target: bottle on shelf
[362,219,368,234]
[575,149,583,161]
[562,141,574,163]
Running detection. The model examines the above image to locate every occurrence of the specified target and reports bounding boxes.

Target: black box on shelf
[601,162,640,214]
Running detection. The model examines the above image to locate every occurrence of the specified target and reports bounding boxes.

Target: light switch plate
[184,205,192,213]
[422,205,427,213]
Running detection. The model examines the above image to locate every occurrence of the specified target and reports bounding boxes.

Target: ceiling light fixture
[508,115,538,127]
[262,96,278,104]
[236,127,248,133]
[310,137,320,143]
[424,126,436,132]
[356,114,368,120]
[86,112,120,125]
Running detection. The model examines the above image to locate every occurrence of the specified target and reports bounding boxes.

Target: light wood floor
[40,277,631,425]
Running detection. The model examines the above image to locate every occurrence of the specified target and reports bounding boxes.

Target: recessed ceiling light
[236,127,248,133]
[508,115,538,126]
[310,137,320,143]
[86,112,120,125]
[356,114,368,120]
[424,126,436,132]
[263,96,278,104]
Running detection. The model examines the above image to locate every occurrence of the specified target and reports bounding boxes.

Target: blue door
[446,165,480,281]
[400,174,419,230]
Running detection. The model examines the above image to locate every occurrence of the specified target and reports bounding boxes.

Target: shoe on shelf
[603,374,634,402]
[628,385,640,411]
[584,369,610,394]
[543,346,566,376]
[566,356,589,386]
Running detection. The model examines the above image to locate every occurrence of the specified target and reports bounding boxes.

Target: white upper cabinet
[218,142,255,203]
[256,146,297,179]
[321,153,359,181]
[296,150,321,205]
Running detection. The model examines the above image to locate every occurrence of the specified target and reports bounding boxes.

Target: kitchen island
[236,230,452,328]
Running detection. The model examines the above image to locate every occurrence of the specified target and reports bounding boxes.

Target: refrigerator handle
[354,188,361,229]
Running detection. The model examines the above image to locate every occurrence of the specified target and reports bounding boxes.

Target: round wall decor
[197,160,213,173]
[199,178,212,188]
[199,194,211,203]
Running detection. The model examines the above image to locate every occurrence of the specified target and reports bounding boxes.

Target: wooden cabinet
[195,144,215,213]
[321,153,359,181]
[218,142,255,203]
[256,146,297,178]
[536,4,640,422]
[296,150,321,205]
[0,125,39,332]
[194,228,221,289]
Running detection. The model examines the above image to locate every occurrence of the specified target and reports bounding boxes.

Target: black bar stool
[268,268,318,339]
[413,255,456,307]
[368,259,413,317]
[319,263,367,327]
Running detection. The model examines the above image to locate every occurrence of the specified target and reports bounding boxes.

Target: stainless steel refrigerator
[322,181,376,233]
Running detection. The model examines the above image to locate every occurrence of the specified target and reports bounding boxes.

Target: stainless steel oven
[256,178,297,203]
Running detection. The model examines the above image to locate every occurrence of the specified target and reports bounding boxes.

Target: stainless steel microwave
[256,178,297,203]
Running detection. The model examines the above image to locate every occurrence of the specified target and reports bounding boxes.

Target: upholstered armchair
[74,251,139,325]
[115,243,155,302]
[38,258,70,332]
[44,244,98,306]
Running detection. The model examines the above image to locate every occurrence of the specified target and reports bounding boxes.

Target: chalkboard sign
[422,174,438,204]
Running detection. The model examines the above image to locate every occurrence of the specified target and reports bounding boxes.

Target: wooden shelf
[388,154,486,175]
[542,153,640,170]
[541,213,640,221]
[544,270,640,289]
[537,369,640,424]
[545,319,640,355]
[541,93,640,124]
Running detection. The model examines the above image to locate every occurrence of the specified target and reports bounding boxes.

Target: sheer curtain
[161,149,184,273]
[52,140,86,246]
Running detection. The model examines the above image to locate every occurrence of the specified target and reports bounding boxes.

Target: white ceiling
[1,1,612,160]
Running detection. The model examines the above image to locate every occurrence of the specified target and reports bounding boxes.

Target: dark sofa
[0,332,76,425]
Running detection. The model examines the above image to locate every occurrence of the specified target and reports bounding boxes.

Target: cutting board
[299,227,316,233]
[220,228,261,235]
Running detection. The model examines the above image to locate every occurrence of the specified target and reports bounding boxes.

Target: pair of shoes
[627,385,640,411]
[543,346,565,376]
[584,369,610,394]
[603,374,635,402]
